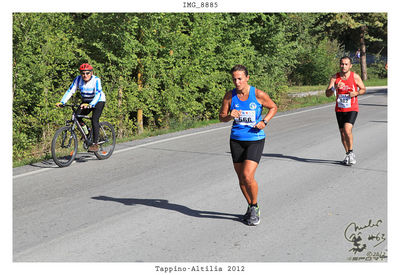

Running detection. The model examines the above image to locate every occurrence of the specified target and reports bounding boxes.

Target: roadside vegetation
[13,13,387,167]
[13,77,386,168]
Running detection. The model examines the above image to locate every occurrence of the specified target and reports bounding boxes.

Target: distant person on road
[326,56,366,165]
[355,49,361,60]
[219,64,277,226]
[56,63,106,152]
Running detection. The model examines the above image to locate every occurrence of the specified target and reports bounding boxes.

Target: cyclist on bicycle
[56,63,106,152]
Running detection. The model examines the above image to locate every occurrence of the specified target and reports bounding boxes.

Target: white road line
[12,94,378,179]
[276,94,373,118]
[13,167,53,179]
[115,95,374,154]
[113,126,231,154]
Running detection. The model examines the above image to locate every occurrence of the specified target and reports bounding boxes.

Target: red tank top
[335,71,359,112]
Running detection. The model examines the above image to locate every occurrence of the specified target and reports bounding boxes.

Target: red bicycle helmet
[79,63,93,71]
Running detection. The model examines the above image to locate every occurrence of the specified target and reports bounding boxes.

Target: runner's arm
[256,89,278,124]
[219,91,236,122]
[352,73,366,97]
[326,76,336,97]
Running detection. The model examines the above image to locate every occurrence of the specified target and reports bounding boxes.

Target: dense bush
[13,13,385,163]
[288,38,342,85]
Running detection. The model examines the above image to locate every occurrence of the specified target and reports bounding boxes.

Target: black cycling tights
[76,102,105,144]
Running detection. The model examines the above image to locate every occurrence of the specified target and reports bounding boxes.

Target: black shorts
[230,138,265,164]
[336,111,358,129]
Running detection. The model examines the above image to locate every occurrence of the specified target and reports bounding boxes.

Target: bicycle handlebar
[57,103,93,109]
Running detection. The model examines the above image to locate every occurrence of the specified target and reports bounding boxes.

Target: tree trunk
[137,59,144,134]
[137,109,143,134]
[360,25,368,81]
[118,79,124,138]
[137,27,144,135]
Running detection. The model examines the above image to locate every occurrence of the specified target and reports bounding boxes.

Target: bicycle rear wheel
[94,121,116,160]
[51,126,78,167]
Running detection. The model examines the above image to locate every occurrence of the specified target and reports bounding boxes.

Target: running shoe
[247,206,260,226]
[342,154,350,166]
[348,152,356,165]
[242,205,251,222]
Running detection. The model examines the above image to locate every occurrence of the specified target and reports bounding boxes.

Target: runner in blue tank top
[219,65,278,226]
[230,86,265,141]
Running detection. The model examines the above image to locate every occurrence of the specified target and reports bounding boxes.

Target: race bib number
[337,94,351,108]
[235,110,256,126]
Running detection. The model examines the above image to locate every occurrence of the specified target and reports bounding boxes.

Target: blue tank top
[230,86,266,141]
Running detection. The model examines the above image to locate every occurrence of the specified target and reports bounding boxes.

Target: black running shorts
[335,111,358,129]
[230,138,265,164]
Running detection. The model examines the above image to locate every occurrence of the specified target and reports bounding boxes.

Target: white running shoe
[348,152,356,165]
[342,154,350,165]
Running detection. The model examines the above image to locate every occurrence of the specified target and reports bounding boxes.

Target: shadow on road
[29,159,58,169]
[369,120,387,123]
[263,153,343,165]
[29,154,96,169]
[359,103,387,107]
[91,195,243,223]
[366,88,387,95]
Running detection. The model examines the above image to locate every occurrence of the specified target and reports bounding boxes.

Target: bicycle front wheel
[94,121,116,160]
[51,126,78,167]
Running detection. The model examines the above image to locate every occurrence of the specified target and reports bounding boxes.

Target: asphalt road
[13,87,387,263]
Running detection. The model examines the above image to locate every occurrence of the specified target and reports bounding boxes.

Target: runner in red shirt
[326,56,366,165]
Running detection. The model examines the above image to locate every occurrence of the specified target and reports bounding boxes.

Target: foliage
[12,13,387,163]
[315,13,387,80]
[289,38,342,85]
[315,13,387,50]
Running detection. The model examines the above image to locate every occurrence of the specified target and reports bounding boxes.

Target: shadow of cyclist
[92,195,242,222]
[29,153,96,168]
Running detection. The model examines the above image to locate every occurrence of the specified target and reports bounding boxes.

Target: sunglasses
[81,71,92,76]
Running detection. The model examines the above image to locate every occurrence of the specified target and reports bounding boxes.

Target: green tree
[14,13,385,165]
[77,13,141,137]
[316,13,387,80]
[13,13,81,160]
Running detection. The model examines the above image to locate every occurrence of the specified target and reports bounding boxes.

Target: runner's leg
[343,122,354,151]
[234,163,251,205]
[339,128,349,152]
[235,160,259,205]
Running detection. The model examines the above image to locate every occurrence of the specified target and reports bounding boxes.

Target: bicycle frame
[63,104,92,144]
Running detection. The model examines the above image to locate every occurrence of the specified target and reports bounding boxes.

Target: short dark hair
[230,64,248,76]
[340,56,352,64]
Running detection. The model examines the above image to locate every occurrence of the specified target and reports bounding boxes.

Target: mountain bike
[51,104,116,167]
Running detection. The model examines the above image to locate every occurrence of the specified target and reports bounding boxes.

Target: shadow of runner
[92,196,242,222]
[263,153,343,165]
[359,103,387,107]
